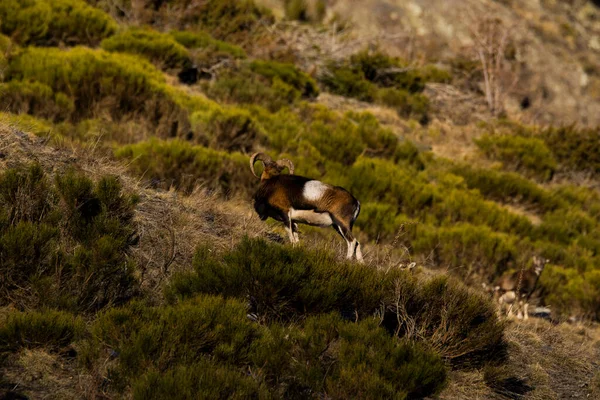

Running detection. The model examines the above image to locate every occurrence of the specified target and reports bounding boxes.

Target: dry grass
[441,319,600,399]
[0,348,94,400]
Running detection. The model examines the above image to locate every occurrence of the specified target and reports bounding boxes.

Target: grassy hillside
[1,0,600,398]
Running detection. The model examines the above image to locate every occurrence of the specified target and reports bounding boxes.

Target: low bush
[540,125,600,174]
[88,295,448,398]
[169,30,246,58]
[540,265,600,320]
[250,60,319,99]
[170,30,246,71]
[191,105,266,152]
[320,49,449,120]
[101,27,192,70]
[0,164,139,311]
[132,360,269,400]
[165,238,386,321]
[411,223,520,278]
[284,0,327,23]
[91,0,273,43]
[0,112,53,134]
[475,133,557,181]
[254,313,447,399]
[0,310,84,352]
[115,139,254,195]
[202,66,302,111]
[375,87,430,120]
[551,185,600,220]
[0,0,117,46]
[6,47,191,136]
[0,80,74,121]
[165,237,505,368]
[384,273,506,367]
[450,163,563,212]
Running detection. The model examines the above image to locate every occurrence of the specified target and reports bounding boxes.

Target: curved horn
[249,152,272,178]
[276,159,294,175]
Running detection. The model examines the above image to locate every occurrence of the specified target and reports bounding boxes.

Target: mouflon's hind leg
[284,212,296,245]
[333,219,363,262]
[292,222,299,243]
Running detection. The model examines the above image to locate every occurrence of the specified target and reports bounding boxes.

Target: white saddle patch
[303,180,329,201]
[290,209,333,227]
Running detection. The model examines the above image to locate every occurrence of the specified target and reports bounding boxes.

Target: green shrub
[91,296,260,384]
[384,273,506,367]
[89,295,448,398]
[540,265,600,320]
[284,0,327,23]
[411,223,519,278]
[92,0,273,42]
[320,49,445,119]
[170,30,246,70]
[202,66,302,111]
[536,209,596,244]
[0,310,84,352]
[250,59,319,99]
[0,165,139,311]
[254,313,447,399]
[166,238,505,368]
[0,0,117,46]
[320,62,377,101]
[540,125,600,174]
[551,185,600,220]
[169,30,246,58]
[6,47,190,136]
[475,133,557,181]
[101,27,192,69]
[191,105,266,151]
[132,360,269,400]
[115,139,254,195]
[0,80,74,121]
[450,163,563,212]
[0,112,53,134]
[375,87,430,120]
[166,238,386,321]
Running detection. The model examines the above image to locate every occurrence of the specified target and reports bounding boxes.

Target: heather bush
[475,133,557,181]
[0,164,139,311]
[0,0,116,46]
[0,310,84,353]
[450,163,563,212]
[0,80,74,121]
[101,27,192,69]
[6,47,191,136]
[411,223,520,278]
[165,238,506,369]
[169,30,246,58]
[132,360,269,400]
[88,294,448,398]
[165,238,386,321]
[250,60,319,99]
[253,313,447,399]
[115,139,254,195]
[284,0,327,23]
[191,105,266,151]
[91,0,273,42]
[0,112,53,134]
[540,125,600,174]
[202,66,302,111]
